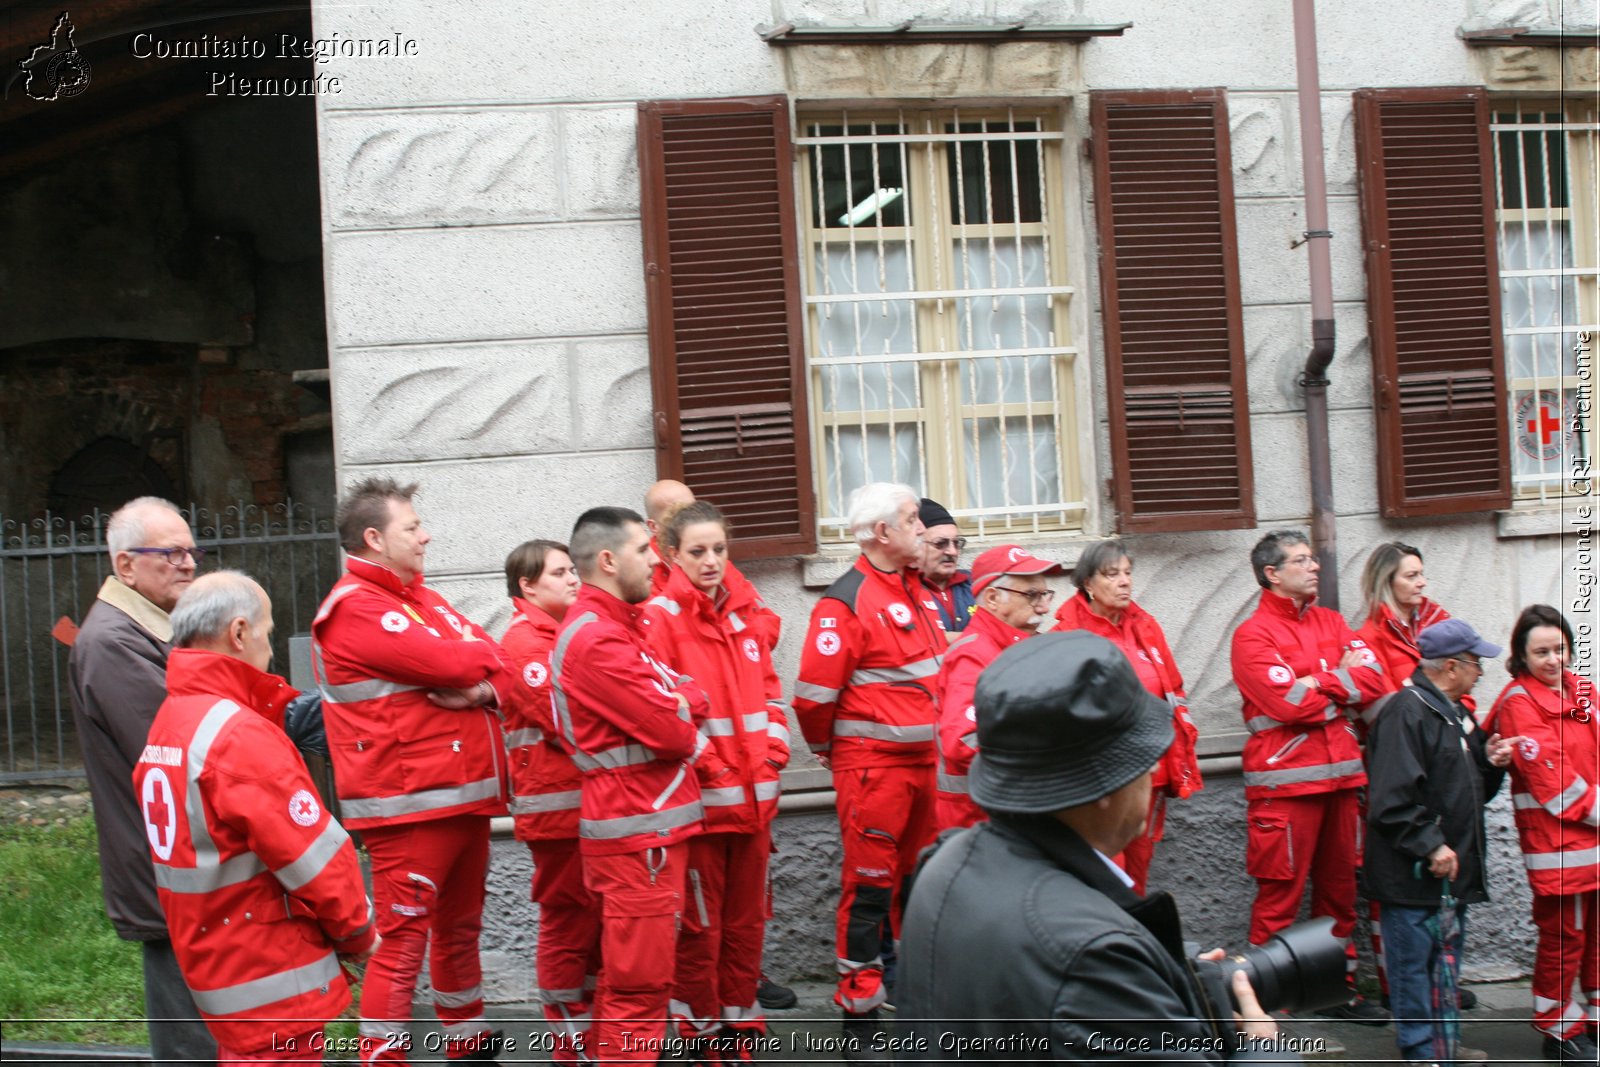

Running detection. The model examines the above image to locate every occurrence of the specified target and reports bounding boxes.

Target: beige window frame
[796,106,1084,543]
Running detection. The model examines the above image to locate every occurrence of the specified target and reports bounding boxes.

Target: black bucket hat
[969,631,1173,814]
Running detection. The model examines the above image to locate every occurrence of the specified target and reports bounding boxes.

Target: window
[796,108,1084,542]
[1492,100,1599,501]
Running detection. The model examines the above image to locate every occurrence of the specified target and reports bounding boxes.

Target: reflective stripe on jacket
[1486,671,1600,896]
[550,584,725,856]
[501,598,582,841]
[311,557,511,829]
[794,557,947,772]
[134,649,375,1053]
[1054,594,1203,800]
[1230,590,1384,800]
[640,565,787,833]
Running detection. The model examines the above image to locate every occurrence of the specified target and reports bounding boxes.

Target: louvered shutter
[1091,90,1255,532]
[638,96,816,557]
[1354,87,1510,517]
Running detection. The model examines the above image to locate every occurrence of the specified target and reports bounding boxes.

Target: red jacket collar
[165,648,298,723]
[1054,590,1151,634]
[1515,669,1595,716]
[963,604,1033,647]
[1257,588,1317,620]
[1372,598,1449,647]
[573,583,643,629]
[346,555,421,596]
[511,597,562,638]
[855,553,916,593]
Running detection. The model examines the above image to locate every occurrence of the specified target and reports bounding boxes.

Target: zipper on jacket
[1265,733,1307,764]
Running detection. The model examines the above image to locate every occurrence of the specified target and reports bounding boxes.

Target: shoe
[461,1029,510,1061]
[757,975,798,1011]
[1458,986,1479,1010]
[1315,995,1392,1026]
[841,1011,890,1063]
[1454,1045,1489,1062]
[1543,1032,1600,1063]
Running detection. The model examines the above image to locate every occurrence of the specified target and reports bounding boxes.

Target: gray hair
[846,482,918,547]
[171,571,267,648]
[1417,657,1447,672]
[1250,529,1311,590]
[1073,538,1133,593]
[106,497,184,560]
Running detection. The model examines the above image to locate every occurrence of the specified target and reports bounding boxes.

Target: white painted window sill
[1497,504,1596,538]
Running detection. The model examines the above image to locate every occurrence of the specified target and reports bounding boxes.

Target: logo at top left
[17,12,92,101]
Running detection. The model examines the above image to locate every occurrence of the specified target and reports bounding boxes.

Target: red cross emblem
[1527,405,1561,446]
[1515,390,1570,462]
[140,768,177,861]
[146,785,170,847]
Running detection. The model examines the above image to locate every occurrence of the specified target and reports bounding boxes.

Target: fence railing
[0,501,340,782]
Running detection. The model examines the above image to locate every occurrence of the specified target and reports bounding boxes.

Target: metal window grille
[798,107,1084,542]
[0,502,339,782]
[1492,100,1600,501]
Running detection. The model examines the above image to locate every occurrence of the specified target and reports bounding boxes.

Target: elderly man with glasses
[68,495,216,1066]
[933,545,1063,831]
[913,498,975,635]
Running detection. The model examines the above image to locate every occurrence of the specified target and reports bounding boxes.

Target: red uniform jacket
[1230,591,1385,800]
[793,557,946,771]
[1486,670,1600,896]
[651,549,779,654]
[1054,594,1203,799]
[1354,599,1476,721]
[550,584,728,855]
[934,608,1031,829]
[134,649,375,1051]
[311,557,512,829]
[500,598,582,841]
[640,566,789,832]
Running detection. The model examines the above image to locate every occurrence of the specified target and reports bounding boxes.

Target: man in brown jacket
[68,495,214,1066]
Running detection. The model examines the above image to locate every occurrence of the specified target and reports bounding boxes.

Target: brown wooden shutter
[638,96,816,558]
[1354,87,1510,517]
[1090,89,1255,533]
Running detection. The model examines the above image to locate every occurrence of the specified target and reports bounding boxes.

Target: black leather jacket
[1364,671,1505,907]
[899,813,1302,1063]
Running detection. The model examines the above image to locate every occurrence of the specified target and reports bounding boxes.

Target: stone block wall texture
[314,0,1597,992]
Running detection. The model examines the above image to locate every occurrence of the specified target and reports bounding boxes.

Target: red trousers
[1246,790,1360,979]
[529,839,603,1063]
[218,1029,322,1065]
[832,763,936,1014]
[358,815,493,1067]
[672,828,772,1035]
[1119,791,1169,896]
[1531,890,1600,1038]
[584,844,687,1067]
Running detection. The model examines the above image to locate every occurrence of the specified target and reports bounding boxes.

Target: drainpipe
[1293,0,1339,609]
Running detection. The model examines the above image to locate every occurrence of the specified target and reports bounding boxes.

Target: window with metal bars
[1492,100,1599,501]
[797,108,1083,543]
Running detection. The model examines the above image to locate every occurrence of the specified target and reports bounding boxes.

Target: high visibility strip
[1534,995,1562,1012]
[938,771,968,794]
[702,784,750,806]
[647,596,681,616]
[1525,846,1600,870]
[754,779,780,801]
[1503,684,1529,700]
[728,611,746,633]
[337,776,500,821]
[722,1002,764,1023]
[312,582,360,625]
[1551,776,1592,817]
[1537,1000,1586,1036]
[1165,690,1184,710]
[1242,758,1365,788]
[190,952,341,1016]
[848,656,942,687]
[767,720,792,745]
[1246,708,1337,735]
[510,790,581,814]
[690,734,709,765]
[548,611,599,757]
[652,762,690,808]
[539,986,587,1004]
[740,710,769,732]
[837,955,884,972]
[702,717,738,736]
[1586,802,1600,829]
[175,699,245,893]
[1361,692,1394,725]
[1332,668,1358,703]
[794,681,840,704]
[155,852,268,894]
[505,727,544,749]
[274,819,351,893]
[319,677,425,705]
[833,720,935,743]
[959,730,978,751]
[1285,681,1310,704]
[433,984,484,1009]
[588,743,655,769]
[579,800,704,840]
[689,871,710,928]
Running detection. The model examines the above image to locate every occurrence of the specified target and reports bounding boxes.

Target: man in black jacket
[1365,619,1519,1065]
[900,631,1298,1063]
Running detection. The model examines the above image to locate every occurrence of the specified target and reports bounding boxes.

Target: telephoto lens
[1191,917,1350,1016]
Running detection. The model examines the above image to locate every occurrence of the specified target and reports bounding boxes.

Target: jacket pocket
[1246,810,1295,880]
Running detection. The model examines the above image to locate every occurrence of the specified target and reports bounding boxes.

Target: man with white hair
[794,483,946,1054]
[68,495,215,1065]
[134,571,377,1062]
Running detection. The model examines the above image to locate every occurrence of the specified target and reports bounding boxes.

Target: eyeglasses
[126,546,207,566]
[1457,655,1483,673]
[925,537,968,552]
[993,585,1055,606]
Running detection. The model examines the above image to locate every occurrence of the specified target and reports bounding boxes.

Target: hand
[341,932,380,966]
[1428,843,1459,880]
[814,753,832,771]
[428,682,488,709]
[1295,675,1319,691]
[1338,648,1367,670]
[1230,968,1279,1041]
[1486,733,1521,767]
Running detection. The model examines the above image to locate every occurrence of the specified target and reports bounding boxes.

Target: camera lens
[1215,916,1349,1014]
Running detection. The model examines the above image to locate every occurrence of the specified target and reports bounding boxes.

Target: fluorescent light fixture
[838,187,904,226]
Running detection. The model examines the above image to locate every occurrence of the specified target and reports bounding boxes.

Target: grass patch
[0,814,146,1044]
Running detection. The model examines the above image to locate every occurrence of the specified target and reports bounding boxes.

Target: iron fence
[0,501,340,782]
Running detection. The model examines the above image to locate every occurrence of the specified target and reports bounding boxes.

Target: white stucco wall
[312,0,1599,996]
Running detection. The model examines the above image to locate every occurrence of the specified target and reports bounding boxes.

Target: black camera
[1190,916,1349,1017]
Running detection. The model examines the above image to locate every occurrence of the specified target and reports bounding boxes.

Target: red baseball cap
[970,544,1064,594]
